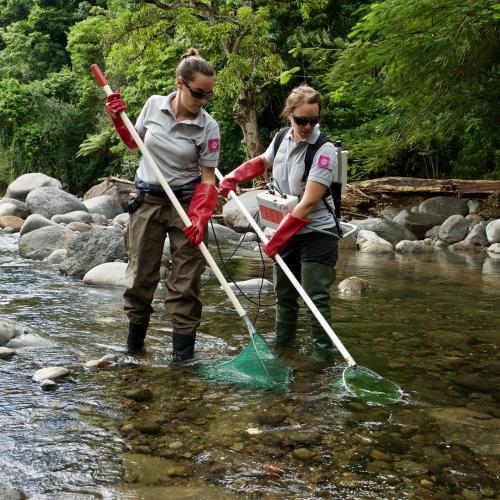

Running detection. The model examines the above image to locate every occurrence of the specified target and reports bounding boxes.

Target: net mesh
[197,332,290,392]
[331,365,403,404]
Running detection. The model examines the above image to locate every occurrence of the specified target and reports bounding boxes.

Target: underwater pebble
[246,427,262,435]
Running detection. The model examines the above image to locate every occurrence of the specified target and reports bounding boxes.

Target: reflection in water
[1,233,499,498]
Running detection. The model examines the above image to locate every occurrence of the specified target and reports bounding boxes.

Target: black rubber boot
[301,262,336,361]
[273,264,300,347]
[172,332,196,362]
[127,321,148,353]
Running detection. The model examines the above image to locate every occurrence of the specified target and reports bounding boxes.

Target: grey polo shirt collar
[159,92,206,128]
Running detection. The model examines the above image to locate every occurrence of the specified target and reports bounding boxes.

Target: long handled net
[197,331,290,392]
[331,366,403,405]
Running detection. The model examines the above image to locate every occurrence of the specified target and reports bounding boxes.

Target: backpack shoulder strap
[273,127,291,159]
[302,133,329,182]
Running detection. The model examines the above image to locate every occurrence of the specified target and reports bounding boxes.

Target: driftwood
[342,177,500,218]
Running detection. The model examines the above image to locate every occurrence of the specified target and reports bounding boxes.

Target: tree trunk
[232,89,264,159]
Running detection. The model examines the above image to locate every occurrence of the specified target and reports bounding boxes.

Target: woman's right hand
[106,92,127,119]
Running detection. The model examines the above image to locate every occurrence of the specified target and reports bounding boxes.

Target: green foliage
[325,0,500,178]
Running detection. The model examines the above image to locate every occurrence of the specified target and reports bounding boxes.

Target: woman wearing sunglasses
[219,85,338,364]
[105,48,220,360]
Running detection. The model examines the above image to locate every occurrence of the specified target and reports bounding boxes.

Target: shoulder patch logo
[208,138,220,152]
[318,155,331,170]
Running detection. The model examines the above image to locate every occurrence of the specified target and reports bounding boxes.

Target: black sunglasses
[291,113,319,126]
[183,79,214,100]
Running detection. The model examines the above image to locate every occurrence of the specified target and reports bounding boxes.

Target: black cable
[200,217,274,327]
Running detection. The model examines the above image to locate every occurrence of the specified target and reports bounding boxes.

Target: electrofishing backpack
[272,127,348,218]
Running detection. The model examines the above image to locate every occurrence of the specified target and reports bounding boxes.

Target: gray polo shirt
[135,92,220,187]
[263,126,337,234]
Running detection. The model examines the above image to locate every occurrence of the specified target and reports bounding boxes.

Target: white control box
[256,192,299,229]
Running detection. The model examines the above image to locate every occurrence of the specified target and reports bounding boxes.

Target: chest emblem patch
[208,138,220,152]
[318,155,331,170]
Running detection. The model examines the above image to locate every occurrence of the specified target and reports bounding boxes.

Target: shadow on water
[1,233,499,499]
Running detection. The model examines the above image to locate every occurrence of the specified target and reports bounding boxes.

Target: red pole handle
[90,64,108,88]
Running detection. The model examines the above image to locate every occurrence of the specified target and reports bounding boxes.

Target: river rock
[18,225,76,261]
[0,215,24,231]
[438,215,468,243]
[393,210,444,239]
[466,213,483,231]
[486,243,500,258]
[226,278,273,294]
[338,276,375,295]
[448,240,475,252]
[59,226,126,278]
[66,221,91,232]
[394,460,429,476]
[83,261,127,287]
[0,318,33,347]
[123,388,154,402]
[52,211,93,224]
[223,190,266,232]
[84,195,124,219]
[33,366,70,382]
[418,196,469,218]
[113,212,129,227]
[485,219,500,244]
[453,374,497,394]
[208,222,241,243]
[6,173,61,201]
[395,238,434,253]
[0,346,16,359]
[426,407,500,455]
[0,488,26,500]
[19,214,57,237]
[0,198,29,218]
[465,224,489,246]
[44,249,67,263]
[356,217,416,246]
[26,187,87,219]
[92,213,109,225]
[122,453,191,483]
[357,230,394,253]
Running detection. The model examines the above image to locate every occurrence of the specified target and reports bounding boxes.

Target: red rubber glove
[183,183,218,245]
[105,92,137,150]
[218,157,266,197]
[264,214,310,259]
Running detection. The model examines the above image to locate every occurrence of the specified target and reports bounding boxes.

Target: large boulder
[26,187,87,219]
[223,190,265,233]
[0,197,30,218]
[438,214,469,243]
[355,217,416,246]
[418,196,469,218]
[18,225,76,260]
[59,226,127,278]
[6,173,61,201]
[83,195,124,219]
[392,210,444,240]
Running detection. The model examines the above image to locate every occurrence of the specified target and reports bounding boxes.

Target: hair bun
[181,48,199,60]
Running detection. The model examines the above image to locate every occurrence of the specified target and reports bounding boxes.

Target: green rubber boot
[301,262,336,362]
[273,264,300,347]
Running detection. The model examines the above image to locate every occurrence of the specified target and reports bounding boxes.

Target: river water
[1,233,499,499]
